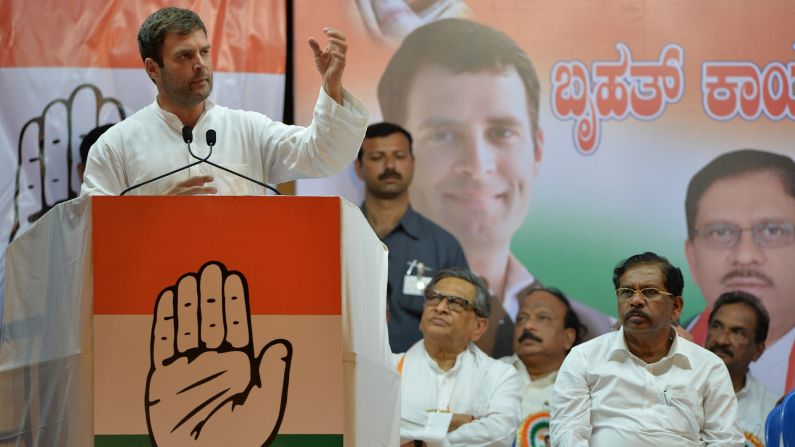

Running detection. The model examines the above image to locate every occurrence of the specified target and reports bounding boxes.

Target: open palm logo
[11,83,126,242]
[146,261,293,446]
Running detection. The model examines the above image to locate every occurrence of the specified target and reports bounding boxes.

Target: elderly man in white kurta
[551,252,743,447]
[395,267,520,447]
[82,7,367,196]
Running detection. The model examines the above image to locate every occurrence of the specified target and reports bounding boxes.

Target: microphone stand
[187,129,282,195]
[120,141,212,196]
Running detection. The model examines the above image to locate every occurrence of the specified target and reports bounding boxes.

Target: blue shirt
[363,205,469,352]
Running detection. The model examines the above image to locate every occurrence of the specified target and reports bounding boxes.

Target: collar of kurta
[152,98,216,133]
[608,327,692,369]
[420,340,481,375]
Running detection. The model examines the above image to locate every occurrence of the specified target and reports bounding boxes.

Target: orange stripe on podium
[92,196,341,315]
[0,0,286,73]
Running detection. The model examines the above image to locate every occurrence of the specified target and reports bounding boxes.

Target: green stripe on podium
[95,434,343,446]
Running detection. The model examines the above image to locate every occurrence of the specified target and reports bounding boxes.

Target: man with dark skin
[502,286,583,446]
[705,291,778,444]
[356,122,467,353]
[551,252,743,446]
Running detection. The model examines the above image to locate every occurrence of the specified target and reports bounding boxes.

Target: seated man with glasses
[550,252,743,446]
[684,149,795,397]
[394,267,521,446]
[705,291,779,446]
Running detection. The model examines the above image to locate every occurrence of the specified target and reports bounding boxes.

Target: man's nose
[454,133,497,179]
[710,327,732,346]
[627,292,646,307]
[522,316,538,331]
[433,298,451,313]
[728,230,766,266]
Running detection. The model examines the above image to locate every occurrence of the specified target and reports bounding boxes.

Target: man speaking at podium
[81,7,368,196]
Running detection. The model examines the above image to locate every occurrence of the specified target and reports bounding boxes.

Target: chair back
[782,390,795,447]
[767,402,783,447]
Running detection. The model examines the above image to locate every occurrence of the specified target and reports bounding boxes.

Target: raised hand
[146,262,292,446]
[307,28,348,104]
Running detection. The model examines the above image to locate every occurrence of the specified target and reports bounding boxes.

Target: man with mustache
[551,252,743,446]
[378,18,613,358]
[705,291,778,445]
[501,287,584,446]
[395,267,520,446]
[684,149,795,396]
[356,122,468,352]
[82,7,368,196]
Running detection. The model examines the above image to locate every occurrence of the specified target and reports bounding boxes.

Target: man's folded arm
[445,364,521,447]
[700,362,744,446]
[550,349,592,447]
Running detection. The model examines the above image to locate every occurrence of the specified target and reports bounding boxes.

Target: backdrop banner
[294,0,795,398]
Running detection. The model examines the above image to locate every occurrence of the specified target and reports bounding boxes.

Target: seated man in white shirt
[501,286,585,446]
[550,251,744,447]
[705,291,779,445]
[395,267,521,446]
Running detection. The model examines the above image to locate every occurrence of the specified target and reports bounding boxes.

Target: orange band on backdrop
[0,0,286,73]
[92,196,341,316]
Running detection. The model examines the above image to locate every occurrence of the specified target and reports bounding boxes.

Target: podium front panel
[92,196,344,446]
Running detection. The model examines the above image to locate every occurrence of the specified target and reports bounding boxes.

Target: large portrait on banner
[293,0,795,398]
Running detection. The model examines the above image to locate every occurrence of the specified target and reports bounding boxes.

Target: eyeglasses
[615,287,674,301]
[693,221,795,249]
[424,290,479,315]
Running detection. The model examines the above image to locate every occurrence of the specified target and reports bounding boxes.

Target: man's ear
[563,327,576,352]
[752,340,766,362]
[470,317,489,342]
[354,158,364,180]
[534,128,544,163]
[684,239,701,287]
[144,58,160,84]
[532,128,544,177]
[672,296,684,322]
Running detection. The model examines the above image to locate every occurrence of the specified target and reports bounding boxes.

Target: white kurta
[551,328,744,447]
[395,341,521,447]
[736,374,779,445]
[81,88,368,196]
[500,354,556,417]
[501,354,556,447]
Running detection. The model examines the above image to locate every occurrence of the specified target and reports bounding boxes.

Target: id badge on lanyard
[403,259,433,296]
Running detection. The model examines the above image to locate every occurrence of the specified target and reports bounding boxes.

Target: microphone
[119,126,211,195]
[182,126,193,144]
[193,129,281,195]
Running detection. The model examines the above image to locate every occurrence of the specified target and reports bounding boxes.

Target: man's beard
[161,69,212,108]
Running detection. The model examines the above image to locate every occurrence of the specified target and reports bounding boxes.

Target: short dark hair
[518,286,586,348]
[357,122,414,162]
[79,124,115,166]
[685,149,795,239]
[426,267,491,318]
[378,18,541,138]
[138,7,207,66]
[708,291,770,345]
[612,252,684,297]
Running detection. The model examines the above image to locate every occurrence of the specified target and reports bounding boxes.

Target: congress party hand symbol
[146,261,292,447]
